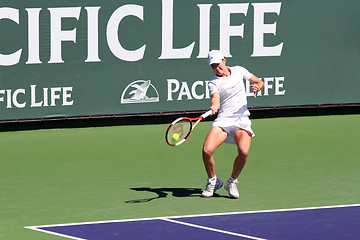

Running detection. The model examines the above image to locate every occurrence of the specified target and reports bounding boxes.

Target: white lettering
[275,77,285,95]
[6,89,12,108]
[159,0,195,59]
[85,7,101,62]
[26,8,42,64]
[0,90,5,103]
[48,7,81,63]
[263,77,274,96]
[0,8,22,66]
[191,81,204,100]
[251,3,283,57]
[50,87,62,106]
[107,5,146,62]
[0,3,284,66]
[13,89,26,108]
[178,82,193,100]
[62,87,74,105]
[167,79,180,101]
[205,81,210,99]
[30,85,42,107]
[43,88,49,107]
[167,79,211,101]
[246,76,286,97]
[218,3,249,57]
[2,85,75,108]
[197,4,212,58]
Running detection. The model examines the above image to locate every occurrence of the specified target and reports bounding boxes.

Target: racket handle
[201,109,213,119]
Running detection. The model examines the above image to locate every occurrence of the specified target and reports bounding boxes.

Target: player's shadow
[125,187,229,203]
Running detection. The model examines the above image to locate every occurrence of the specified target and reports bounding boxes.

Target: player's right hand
[210,106,219,115]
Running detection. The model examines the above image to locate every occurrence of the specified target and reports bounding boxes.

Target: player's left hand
[250,84,261,98]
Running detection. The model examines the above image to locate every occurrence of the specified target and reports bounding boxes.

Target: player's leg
[202,126,228,178]
[201,126,228,197]
[232,129,252,178]
[224,128,252,198]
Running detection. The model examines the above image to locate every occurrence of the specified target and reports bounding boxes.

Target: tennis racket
[165,110,212,146]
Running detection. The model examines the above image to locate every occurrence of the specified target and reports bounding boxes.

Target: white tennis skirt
[212,116,255,144]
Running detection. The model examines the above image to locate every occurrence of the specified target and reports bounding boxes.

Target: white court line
[25,203,360,233]
[25,226,86,240]
[162,218,268,240]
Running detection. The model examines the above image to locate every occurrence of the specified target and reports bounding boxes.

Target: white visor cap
[208,50,225,66]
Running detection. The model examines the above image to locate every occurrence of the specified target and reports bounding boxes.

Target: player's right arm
[210,92,220,115]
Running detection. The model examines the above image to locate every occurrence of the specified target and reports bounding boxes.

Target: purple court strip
[26,204,360,240]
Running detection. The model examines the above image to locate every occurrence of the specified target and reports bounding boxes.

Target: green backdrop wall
[0,0,359,121]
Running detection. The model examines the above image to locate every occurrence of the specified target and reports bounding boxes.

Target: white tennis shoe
[224,178,239,198]
[201,178,223,197]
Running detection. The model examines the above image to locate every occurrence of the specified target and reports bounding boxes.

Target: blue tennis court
[26,204,360,240]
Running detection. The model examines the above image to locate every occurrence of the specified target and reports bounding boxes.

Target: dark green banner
[0,0,359,121]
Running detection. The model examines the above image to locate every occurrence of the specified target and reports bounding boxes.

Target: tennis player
[201,50,264,198]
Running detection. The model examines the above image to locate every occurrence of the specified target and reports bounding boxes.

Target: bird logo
[121,80,160,104]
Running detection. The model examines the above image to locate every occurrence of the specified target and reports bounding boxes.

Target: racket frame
[165,110,212,146]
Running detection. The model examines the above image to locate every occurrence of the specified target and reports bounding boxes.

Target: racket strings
[167,119,192,145]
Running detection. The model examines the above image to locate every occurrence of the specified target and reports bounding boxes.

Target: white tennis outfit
[208,66,255,144]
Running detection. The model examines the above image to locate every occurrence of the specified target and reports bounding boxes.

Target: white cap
[208,50,225,66]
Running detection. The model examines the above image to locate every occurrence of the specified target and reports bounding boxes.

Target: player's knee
[202,146,214,159]
[238,148,249,158]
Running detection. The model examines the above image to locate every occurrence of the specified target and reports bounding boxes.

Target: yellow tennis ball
[172,133,180,142]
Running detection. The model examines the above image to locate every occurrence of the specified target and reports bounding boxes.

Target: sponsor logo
[0,2,283,66]
[121,80,159,104]
[166,77,285,101]
[0,85,74,109]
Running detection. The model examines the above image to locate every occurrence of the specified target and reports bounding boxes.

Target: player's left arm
[249,75,264,98]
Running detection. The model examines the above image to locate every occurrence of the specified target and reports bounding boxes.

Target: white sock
[209,176,217,182]
[230,177,237,183]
